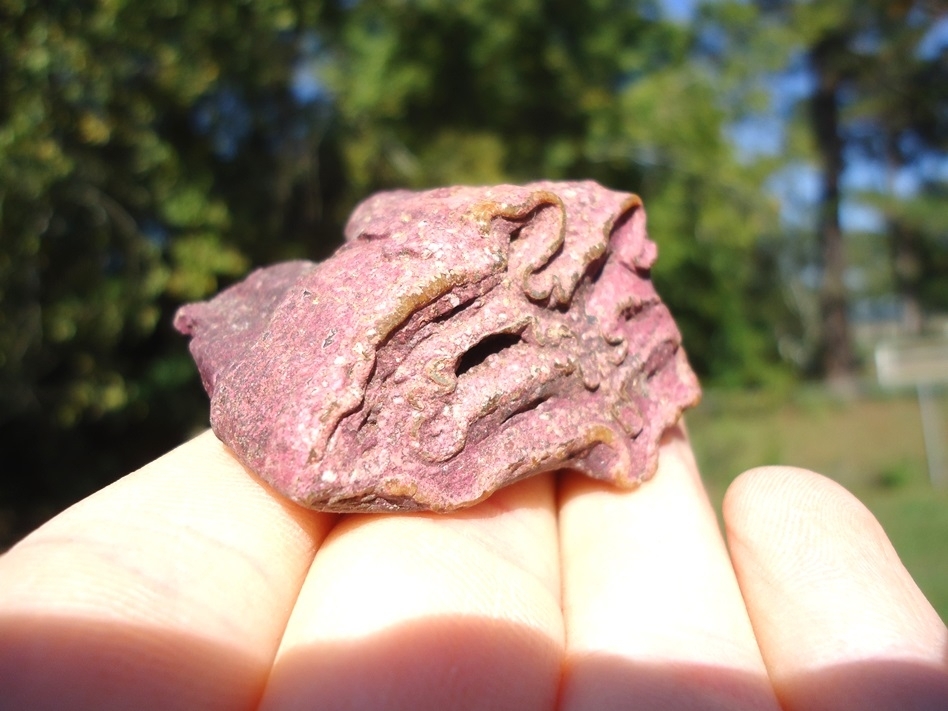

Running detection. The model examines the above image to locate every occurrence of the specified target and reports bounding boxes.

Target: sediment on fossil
[175,180,701,512]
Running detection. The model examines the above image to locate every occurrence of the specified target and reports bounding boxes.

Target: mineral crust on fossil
[174,181,701,512]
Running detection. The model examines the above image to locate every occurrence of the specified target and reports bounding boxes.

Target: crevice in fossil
[455,331,524,378]
[501,393,552,425]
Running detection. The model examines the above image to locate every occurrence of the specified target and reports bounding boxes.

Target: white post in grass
[875,338,948,489]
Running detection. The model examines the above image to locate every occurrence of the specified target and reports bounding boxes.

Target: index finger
[0,430,336,711]
[557,426,781,710]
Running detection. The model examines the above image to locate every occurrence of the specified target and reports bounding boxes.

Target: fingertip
[723,466,882,547]
[724,465,826,514]
[723,463,948,710]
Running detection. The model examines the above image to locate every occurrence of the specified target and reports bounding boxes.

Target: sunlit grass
[862,486,948,621]
[688,385,948,623]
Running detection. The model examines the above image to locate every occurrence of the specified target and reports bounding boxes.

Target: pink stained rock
[174,181,701,512]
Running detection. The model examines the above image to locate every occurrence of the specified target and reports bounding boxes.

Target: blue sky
[662,0,699,23]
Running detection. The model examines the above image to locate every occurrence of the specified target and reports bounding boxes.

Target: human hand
[1,428,946,710]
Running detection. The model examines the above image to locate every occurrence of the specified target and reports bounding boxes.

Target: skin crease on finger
[724,466,948,711]
[0,431,337,711]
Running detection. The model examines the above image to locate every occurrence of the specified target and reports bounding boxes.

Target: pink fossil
[174,181,701,512]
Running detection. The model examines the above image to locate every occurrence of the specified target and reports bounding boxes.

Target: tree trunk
[810,35,855,380]
[886,135,923,335]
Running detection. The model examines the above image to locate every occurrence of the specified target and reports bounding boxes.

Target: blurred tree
[848,2,948,329]
[0,0,790,544]
[0,0,331,541]
[701,0,948,376]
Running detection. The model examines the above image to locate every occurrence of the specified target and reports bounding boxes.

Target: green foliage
[0,0,330,541]
[15,0,939,542]
[703,0,948,373]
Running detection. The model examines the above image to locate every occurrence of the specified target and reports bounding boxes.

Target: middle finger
[258,472,564,711]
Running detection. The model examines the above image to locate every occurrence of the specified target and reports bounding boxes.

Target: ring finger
[557,426,781,710]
